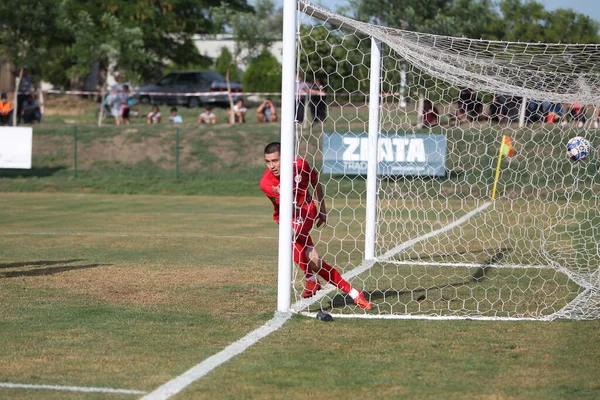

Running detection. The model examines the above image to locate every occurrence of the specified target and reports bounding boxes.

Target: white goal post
[277,0,600,321]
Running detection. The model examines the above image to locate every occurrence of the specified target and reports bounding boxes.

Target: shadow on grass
[0,259,84,269]
[0,259,110,278]
[321,247,511,311]
[0,166,68,178]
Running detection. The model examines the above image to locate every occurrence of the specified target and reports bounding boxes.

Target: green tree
[214,47,241,83]
[242,50,281,92]
[0,0,252,89]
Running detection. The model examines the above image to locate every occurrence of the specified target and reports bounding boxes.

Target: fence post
[73,126,78,178]
[175,128,180,179]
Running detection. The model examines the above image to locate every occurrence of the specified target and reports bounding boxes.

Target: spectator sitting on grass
[146,105,161,124]
[198,106,217,124]
[22,94,42,124]
[256,98,277,123]
[228,99,247,124]
[168,107,183,124]
[0,92,14,126]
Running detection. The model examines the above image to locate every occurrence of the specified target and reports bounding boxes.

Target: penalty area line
[141,201,492,399]
[0,382,146,395]
[140,312,292,400]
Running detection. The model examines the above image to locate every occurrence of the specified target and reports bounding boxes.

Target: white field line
[0,382,146,395]
[0,232,277,240]
[3,210,263,218]
[139,312,292,400]
[140,201,492,400]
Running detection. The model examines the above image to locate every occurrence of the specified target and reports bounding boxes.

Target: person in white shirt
[198,106,217,124]
[229,99,247,124]
[146,105,161,124]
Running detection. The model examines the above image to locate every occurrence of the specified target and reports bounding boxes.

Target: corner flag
[491,135,515,200]
[500,135,515,157]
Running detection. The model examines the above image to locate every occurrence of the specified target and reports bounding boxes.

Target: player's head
[264,142,281,177]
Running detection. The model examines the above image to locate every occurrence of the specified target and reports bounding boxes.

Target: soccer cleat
[302,279,321,298]
[354,291,373,310]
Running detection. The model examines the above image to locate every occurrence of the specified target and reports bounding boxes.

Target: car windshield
[158,73,178,86]
[177,73,199,85]
[199,71,225,82]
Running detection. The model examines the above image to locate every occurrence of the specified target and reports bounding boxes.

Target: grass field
[1,96,599,399]
[0,192,599,400]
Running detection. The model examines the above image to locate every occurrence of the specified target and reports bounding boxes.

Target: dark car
[137,70,243,108]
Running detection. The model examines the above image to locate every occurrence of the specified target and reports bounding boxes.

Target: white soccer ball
[566,136,592,162]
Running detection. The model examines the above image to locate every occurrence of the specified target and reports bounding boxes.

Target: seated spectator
[0,92,14,126]
[545,102,563,124]
[146,105,161,124]
[567,103,586,127]
[21,94,42,124]
[229,99,247,123]
[256,98,277,123]
[168,107,183,124]
[422,99,439,127]
[198,106,217,124]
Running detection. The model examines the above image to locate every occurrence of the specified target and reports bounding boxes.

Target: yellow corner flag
[491,135,515,200]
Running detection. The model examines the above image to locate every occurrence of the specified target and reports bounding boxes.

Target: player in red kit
[260,142,372,309]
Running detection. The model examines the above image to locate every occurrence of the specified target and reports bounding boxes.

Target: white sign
[342,137,427,163]
[0,127,33,169]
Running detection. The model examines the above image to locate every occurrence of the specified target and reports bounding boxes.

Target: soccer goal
[277,0,600,321]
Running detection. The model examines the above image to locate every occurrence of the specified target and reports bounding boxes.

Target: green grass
[0,193,599,399]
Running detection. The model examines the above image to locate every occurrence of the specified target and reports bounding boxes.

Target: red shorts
[293,202,317,248]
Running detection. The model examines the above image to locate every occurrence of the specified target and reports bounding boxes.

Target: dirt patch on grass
[43,95,96,116]
[26,263,269,306]
[83,130,173,167]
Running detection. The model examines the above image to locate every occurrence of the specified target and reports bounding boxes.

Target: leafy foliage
[214,47,241,83]
[242,51,281,92]
[346,0,600,43]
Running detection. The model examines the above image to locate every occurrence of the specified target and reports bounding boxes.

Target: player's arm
[309,165,327,227]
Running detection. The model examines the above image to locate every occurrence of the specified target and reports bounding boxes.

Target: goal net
[285,0,599,320]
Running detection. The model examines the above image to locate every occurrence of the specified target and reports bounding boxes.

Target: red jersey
[260,157,318,222]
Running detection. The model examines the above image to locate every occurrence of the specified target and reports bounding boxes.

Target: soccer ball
[566,136,592,162]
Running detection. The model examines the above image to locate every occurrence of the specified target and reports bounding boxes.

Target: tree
[214,47,241,83]
[0,0,253,90]
[242,50,281,92]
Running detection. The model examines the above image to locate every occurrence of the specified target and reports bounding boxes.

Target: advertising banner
[0,127,33,169]
[322,132,446,176]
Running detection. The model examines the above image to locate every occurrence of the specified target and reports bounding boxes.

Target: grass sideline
[0,193,599,399]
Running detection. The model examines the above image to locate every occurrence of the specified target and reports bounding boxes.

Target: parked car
[137,70,243,108]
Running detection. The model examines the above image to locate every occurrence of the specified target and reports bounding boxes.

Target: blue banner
[322,132,447,176]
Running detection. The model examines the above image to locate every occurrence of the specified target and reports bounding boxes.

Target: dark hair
[171,107,178,112]
[264,142,281,155]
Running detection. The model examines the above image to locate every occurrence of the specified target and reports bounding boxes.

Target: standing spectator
[121,84,137,125]
[198,106,217,124]
[309,77,327,123]
[168,107,183,123]
[229,99,247,124]
[16,66,35,124]
[256,98,277,123]
[295,73,310,123]
[146,105,161,124]
[21,94,42,124]
[422,99,439,127]
[0,93,14,126]
[107,85,126,125]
